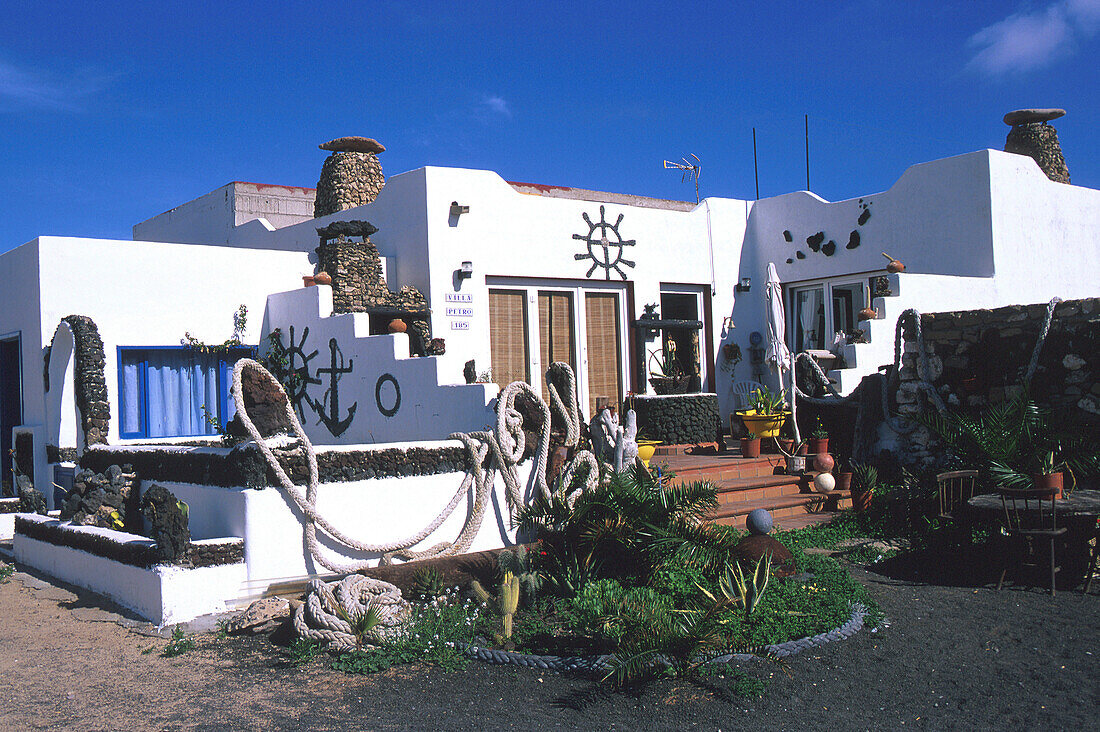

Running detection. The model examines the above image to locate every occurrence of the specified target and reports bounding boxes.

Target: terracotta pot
[886,260,905,274]
[302,275,316,287]
[852,487,874,512]
[388,318,408,334]
[835,472,853,492]
[858,307,878,321]
[740,437,761,458]
[776,438,795,454]
[797,442,810,456]
[809,437,829,455]
[313,271,332,285]
[1031,471,1063,499]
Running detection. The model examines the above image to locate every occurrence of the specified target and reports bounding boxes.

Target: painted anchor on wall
[306,337,358,436]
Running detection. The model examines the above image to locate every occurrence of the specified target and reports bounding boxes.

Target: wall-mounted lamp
[450,201,470,216]
[735,277,752,292]
[458,261,474,280]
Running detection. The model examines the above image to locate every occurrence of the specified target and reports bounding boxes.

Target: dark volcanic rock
[734,533,796,577]
[319,136,386,154]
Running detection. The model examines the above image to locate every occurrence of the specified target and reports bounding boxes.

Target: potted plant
[740,432,761,458]
[647,342,695,395]
[834,458,853,493]
[920,393,1100,499]
[850,461,878,513]
[809,417,829,455]
[738,386,789,440]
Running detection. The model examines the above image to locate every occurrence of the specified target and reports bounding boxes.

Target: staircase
[655,445,850,531]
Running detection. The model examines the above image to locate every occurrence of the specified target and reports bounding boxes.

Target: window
[487,279,628,418]
[788,279,867,353]
[119,347,252,439]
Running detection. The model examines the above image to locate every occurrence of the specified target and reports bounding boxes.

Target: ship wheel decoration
[282,325,321,415]
[572,205,636,280]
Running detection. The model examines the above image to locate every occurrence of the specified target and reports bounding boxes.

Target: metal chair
[996,487,1067,596]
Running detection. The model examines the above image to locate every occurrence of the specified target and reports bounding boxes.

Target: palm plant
[918,392,1099,492]
[518,464,740,590]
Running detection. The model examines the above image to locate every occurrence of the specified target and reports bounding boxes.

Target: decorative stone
[813,472,836,493]
[745,508,773,535]
[1004,118,1070,183]
[733,534,796,577]
[314,141,386,217]
[226,597,291,634]
[1003,108,1065,126]
[319,136,386,154]
[813,452,835,472]
[226,365,291,438]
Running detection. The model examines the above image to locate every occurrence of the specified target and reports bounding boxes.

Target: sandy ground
[0,553,1097,731]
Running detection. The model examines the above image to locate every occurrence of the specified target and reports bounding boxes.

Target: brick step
[706,490,851,529]
[770,511,844,532]
[659,454,785,481]
[710,475,808,507]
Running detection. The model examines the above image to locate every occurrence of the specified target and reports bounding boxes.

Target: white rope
[291,574,410,652]
[231,358,598,572]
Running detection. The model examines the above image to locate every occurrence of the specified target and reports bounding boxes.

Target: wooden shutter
[585,292,622,414]
[488,289,530,389]
[538,291,576,404]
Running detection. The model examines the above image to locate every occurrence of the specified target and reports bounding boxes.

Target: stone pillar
[1003,108,1069,183]
[315,221,382,313]
[314,136,386,217]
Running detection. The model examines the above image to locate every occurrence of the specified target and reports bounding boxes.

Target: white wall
[261,285,496,445]
[157,441,531,590]
[133,182,316,245]
[33,237,312,450]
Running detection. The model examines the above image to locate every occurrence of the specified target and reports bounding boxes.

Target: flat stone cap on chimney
[319,136,386,154]
[1003,108,1065,126]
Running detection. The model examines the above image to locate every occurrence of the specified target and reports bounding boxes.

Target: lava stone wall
[314,151,385,217]
[61,315,110,447]
[80,443,474,489]
[15,516,243,568]
[897,297,1100,464]
[1004,124,1070,183]
[629,394,719,446]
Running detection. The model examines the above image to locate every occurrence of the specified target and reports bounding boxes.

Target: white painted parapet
[261,285,497,445]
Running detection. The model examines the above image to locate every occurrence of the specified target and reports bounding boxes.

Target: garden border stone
[455,603,868,672]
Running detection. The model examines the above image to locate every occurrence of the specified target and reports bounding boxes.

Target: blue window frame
[118,347,254,439]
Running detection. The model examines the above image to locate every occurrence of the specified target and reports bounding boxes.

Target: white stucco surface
[262,285,497,445]
[13,516,247,624]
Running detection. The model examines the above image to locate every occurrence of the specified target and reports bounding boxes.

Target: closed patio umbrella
[764,263,800,444]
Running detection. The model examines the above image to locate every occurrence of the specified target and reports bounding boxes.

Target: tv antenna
[663,154,701,203]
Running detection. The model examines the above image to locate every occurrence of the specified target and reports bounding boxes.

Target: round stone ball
[746,508,773,535]
[813,472,836,493]
[814,452,835,472]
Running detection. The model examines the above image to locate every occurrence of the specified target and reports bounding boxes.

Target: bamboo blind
[585,292,622,414]
[538,291,576,404]
[488,289,530,389]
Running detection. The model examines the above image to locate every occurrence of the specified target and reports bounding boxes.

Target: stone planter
[1031,471,1064,499]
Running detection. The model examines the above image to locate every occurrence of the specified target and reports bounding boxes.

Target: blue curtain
[121,350,224,438]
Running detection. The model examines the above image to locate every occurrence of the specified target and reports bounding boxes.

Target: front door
[0,335,22,496]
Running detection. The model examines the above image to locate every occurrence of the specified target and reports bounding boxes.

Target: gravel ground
[0,551,1097,731]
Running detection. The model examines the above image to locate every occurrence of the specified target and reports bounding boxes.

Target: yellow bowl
[737,411,789,439]
[636,440,661,467]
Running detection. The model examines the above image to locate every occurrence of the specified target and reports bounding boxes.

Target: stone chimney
[314,136,386,217]
[1003,108,1069,183]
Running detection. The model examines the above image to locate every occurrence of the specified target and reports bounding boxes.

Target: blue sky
[2,1,1098,251]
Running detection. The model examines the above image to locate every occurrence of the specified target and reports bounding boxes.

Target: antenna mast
[662,154,701,203]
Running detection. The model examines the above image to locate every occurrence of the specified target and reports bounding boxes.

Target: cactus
[496,546,542,606]
[471,571,521,641]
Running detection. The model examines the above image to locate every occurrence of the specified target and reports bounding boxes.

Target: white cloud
[967,0,1100,75]
[481,95,512,118]
[0,58,112,112]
